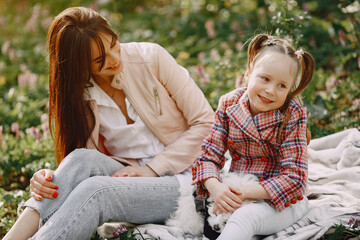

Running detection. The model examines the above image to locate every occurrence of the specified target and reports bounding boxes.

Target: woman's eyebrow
[93,56,102,62]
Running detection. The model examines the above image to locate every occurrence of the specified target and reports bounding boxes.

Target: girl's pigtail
[247,34,269,70]
[290,51,314,99]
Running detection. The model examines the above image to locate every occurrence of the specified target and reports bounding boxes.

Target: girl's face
[246,52,297,116]
[90,33,123,84]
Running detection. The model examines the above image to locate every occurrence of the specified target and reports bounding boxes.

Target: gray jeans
[23,149,180,240]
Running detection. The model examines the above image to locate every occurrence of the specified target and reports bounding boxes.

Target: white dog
[166,172,259,236]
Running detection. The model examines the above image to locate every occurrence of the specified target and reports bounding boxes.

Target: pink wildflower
[205,20,216,39]
[24,149,31,155]
[17,70,38,88]
[302,4,310,12]
[338,30,346,46]
[29,126,41,141]
[0,125,2,146]
[197,66,210,85]
[113,225,128,237]
[41,113,48,123]
[236,42,243,51]
[210,49,220,61]
[11,122,20,138]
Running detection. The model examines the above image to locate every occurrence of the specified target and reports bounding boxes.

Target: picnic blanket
[98,128,360,240]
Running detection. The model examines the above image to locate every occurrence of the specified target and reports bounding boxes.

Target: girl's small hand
[29,169,59,200]
[205,178,243,214]
[111,165,158,177]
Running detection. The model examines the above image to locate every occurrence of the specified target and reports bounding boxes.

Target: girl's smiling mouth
[258,95,273,104]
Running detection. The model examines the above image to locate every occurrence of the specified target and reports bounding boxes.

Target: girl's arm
[192,93,235,197]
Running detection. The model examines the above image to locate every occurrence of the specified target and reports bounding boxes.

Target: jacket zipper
[121,85,167,145]
[153,88,162,116]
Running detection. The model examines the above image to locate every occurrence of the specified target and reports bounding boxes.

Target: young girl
[192,34,314,240]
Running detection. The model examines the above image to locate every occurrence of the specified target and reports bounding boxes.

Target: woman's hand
[29,169,59,200]
[204,178,243,214]
[111,165,158,177]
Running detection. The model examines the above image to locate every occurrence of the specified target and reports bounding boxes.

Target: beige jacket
[86,42,214,176]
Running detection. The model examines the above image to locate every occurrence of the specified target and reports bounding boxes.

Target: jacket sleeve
[260,106,308,212]
[192,95,229,197]
[146,44,215,176]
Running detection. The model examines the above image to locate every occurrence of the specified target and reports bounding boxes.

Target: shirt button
[291,199,297,204]
[298,196,304,201]
[116,80,120,84]
[227,139,234,145]
[233,154,240,160]
[259,177,265,182]
[285,202,291,208]
[261,156,268,162]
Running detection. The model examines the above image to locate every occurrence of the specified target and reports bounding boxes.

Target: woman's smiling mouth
[107,62,121,70]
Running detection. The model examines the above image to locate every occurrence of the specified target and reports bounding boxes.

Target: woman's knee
[59,148,105,168]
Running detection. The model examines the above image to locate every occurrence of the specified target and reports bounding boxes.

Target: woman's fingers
[44,169,54,181]
[30,169,58,199]
[30,179,58,199]
[30,191,43,201]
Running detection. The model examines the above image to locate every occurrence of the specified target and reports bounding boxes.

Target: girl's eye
[279,83,286,88]
[262,77,269,82]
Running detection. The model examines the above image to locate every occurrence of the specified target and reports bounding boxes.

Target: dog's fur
[166,172,259,236]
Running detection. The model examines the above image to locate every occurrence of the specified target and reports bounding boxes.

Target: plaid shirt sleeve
[192,95,229,197]
[260,104,308,212]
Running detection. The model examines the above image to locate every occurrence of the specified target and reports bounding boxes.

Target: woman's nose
[107,51,119,66]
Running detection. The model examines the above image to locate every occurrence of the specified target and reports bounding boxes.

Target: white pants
[217,198,309,240]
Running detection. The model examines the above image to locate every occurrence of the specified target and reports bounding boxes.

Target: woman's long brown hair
[47,7,118,164]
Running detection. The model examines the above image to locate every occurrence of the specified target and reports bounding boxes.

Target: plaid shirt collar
[226,90,285,143]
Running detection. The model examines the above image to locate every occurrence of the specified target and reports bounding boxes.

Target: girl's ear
[244,70,250,81]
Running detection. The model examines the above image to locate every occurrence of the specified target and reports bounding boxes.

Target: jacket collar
[226,90,285,143]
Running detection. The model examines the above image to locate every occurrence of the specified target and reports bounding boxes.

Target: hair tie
[295,49,304,59]
[265,36,276,46]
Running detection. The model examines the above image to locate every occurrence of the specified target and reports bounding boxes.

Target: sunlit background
[0,0,359,238]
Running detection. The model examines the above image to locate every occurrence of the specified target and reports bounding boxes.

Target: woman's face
[90,33,123,83]
[246,52,297,116]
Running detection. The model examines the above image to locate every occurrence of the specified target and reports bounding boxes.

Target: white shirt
[85,78,191,186]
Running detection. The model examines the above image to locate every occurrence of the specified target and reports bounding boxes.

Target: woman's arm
[145,44,215,176]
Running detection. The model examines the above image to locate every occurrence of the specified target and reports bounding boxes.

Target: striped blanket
[98,128,360,240]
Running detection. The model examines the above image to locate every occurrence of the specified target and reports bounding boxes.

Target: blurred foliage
[0,0,359,238]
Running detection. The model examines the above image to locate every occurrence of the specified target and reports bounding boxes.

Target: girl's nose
[265,85,275,95]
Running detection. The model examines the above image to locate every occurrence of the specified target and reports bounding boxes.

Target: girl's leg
[30,175,180,240]
[4,149,123,240]
[217,198,309,240]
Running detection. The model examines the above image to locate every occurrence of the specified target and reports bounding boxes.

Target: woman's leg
[30,175,180,240]
[217,198,309,240]
[4,149,123,240]
[3,208,40,240]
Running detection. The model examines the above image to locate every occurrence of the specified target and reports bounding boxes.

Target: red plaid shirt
[193,88,308,212]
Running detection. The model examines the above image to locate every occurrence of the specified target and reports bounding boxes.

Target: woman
[4,6,214,239]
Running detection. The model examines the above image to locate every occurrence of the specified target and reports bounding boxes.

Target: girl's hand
[29,169,59,200]
[111,165,158,177]
[204,178,243,214]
